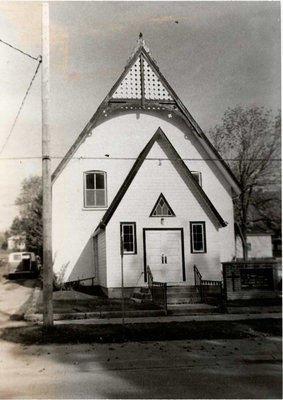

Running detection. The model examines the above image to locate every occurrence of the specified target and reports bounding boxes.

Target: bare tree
[208,106,281,259]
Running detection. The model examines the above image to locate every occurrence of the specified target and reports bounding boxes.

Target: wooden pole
[42,2,53,328]
[120,233,125,325]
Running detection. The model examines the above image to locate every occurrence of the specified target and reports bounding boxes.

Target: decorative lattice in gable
[112,59,142,99]
[143,58,173,101]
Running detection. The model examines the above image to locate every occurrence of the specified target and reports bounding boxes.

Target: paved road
[0,337,281,398]
[0,264,281,399]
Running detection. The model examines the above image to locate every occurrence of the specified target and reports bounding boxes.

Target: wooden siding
[97,230,107,286]
[52,113,235,283]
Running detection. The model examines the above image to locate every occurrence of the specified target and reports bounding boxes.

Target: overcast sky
[0,1,281,231]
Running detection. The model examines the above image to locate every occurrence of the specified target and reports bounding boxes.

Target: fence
[147,266,167,311]
[193,265,223,303]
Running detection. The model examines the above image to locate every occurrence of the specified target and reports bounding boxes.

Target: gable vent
[150,193,175,217]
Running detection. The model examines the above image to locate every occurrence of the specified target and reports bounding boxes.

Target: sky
[0,0,281,231]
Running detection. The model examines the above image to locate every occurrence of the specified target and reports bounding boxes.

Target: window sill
[82,207,108,211]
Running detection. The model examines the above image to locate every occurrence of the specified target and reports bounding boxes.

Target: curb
[26,308,168,322]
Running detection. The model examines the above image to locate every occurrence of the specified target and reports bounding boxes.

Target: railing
[147,266,167,311]
[194,264,222,303]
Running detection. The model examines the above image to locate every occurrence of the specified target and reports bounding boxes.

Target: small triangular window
[150,194,175,217]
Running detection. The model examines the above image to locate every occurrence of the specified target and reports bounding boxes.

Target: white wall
[105,140,222,288]
[52,111,236,283]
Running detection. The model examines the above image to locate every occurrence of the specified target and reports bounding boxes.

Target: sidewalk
[54,311,282,326]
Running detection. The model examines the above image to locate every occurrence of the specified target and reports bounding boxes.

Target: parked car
[7,252,39,278]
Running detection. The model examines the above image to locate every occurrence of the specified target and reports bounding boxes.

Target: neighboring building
[7,235,26,251]
[235,224,274,259]
[246,231,273,259]
[52,36,241,297]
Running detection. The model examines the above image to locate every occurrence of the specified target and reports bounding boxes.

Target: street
[0,266,282,399]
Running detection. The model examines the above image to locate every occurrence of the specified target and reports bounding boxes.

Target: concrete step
[132,291,152,300]
[140,287,150,294]
[167,286,198,294]
[167,297,202,305]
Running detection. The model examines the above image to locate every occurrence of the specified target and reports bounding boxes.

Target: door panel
[145,230,183,283]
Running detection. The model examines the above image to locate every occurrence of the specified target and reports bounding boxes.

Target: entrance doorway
[144,229,185,283]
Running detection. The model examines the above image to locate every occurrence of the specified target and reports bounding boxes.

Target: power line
[0,156,281,161]
[0,57,42,157]
[0,38,40,61]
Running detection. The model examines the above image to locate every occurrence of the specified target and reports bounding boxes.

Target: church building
[52,35,241,297]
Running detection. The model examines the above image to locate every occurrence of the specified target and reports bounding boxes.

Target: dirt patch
[1,318,281,345]
[35,289,159,314]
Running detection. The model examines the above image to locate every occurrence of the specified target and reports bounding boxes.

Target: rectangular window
[120,223,137,254]
[84,171,107,208]
[191,171,202,187]
[190,222,206,253]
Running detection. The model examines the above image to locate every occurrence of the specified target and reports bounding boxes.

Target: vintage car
[7,252,40,277]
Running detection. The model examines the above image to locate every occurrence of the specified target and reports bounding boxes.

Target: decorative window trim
[120,222,137,255]
[83,171,107,209]
[191,171,202,187]
[150,193,175,217]
[190,221,207,253]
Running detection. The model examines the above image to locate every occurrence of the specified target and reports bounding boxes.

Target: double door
[145,229,184,282]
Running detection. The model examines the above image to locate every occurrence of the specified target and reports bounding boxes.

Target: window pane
[192,224,204,252]
[96,173,105,189]
[123,225,132,234]
[95,190,105,206]
[86,190,95,206]
[122,224,135,253]
[86,173,94,189]
[124,241,133,252]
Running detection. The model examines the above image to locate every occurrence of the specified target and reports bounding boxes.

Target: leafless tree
[208,106,281,259]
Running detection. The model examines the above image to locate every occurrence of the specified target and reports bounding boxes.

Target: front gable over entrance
[93,127,227,235]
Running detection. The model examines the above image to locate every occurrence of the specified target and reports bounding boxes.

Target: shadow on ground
[0,318,281,345]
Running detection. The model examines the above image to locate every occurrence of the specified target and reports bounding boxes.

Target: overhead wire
[0,56,42,156]
[0,38,40,61]
[0,156,281,161]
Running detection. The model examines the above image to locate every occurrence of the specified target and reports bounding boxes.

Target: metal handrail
[194,264,222,303]
[147,266,167,311]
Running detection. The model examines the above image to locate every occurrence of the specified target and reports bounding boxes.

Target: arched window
[84,171,107,208]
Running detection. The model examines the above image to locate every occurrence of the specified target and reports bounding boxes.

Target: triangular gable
[112,54,173,101]
[52,35,241,196]
[93,127,227,235]
[150,193,175,217]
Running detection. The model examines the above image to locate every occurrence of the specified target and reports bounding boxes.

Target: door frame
[143,228,186,282]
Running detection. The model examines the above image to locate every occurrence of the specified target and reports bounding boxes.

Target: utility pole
[42,2,53,328]
[120,233,125,325]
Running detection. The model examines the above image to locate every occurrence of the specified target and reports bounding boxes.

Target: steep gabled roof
[93,127,227,235]
[51,35,241,194]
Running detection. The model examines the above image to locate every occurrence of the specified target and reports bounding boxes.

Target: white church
[52,36,241,298]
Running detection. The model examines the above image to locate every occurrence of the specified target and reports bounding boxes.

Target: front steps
[131,285,221,315]
[132,285,203,305]
[131,287,152,303]
[167,285,202,304]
